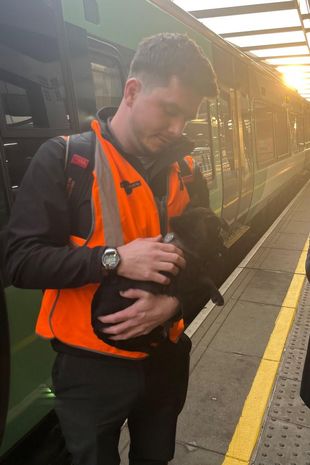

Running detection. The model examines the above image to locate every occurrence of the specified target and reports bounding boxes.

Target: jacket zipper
[157,196,168,235]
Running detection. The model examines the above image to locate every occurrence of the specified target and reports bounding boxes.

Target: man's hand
[117,235,185,285]
[97,289,180,340]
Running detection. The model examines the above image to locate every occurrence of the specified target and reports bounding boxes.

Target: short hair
[129,33,218,98]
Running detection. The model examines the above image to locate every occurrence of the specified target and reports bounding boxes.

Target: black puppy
[91,205,225,352]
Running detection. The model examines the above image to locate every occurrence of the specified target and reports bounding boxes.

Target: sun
[279,67,307,92]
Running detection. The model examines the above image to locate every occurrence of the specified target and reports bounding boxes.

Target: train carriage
[0,0,309,461]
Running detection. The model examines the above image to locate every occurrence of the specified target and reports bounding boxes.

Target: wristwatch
[101,247,121,275]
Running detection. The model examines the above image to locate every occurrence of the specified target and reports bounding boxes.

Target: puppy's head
[169,205,225,260]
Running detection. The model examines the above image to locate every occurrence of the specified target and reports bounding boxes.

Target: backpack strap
[178,156,195,184]
[177,155,196,194]
[178,156,191,175]
[61,132,95,213]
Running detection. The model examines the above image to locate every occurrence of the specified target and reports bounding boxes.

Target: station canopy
[172,0,310,100]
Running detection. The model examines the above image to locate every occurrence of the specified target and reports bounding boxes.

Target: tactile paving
[279,348,307,381]
[251,279,310,465]
[269,377,310,426]
[300,284,310,305]
[286,323,309,351]
[294,304,310,327]
[301,281,310,300]
[253,419,310,465]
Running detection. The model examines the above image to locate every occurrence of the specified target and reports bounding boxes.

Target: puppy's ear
[186,194,202,209]
[182,201,196,212]
[169,212,193,234]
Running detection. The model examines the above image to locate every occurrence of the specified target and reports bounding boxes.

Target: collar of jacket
[96,107,194,181]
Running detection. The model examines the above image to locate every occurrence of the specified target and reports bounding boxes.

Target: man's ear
[124,78,142,107]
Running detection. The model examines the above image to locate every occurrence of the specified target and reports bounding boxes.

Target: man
[6,33,218,465]
[300,244,310,408]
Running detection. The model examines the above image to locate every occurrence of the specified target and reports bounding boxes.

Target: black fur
[91,205,225,352]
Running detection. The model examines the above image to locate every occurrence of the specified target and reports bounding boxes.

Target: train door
[0,143,56,460]
[235,91,254,220]
[218,89,240,226]
[0,275,9,450]
[0,0,73,456]
[0,143,10,449]
[183,98,222,214]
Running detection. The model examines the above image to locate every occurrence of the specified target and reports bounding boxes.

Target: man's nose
[167,117,186,138]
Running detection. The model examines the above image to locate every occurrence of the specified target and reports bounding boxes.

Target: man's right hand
[117,235,185,285]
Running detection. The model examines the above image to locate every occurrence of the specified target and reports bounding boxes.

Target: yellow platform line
[297,250,308,274]
[221,238,308,465]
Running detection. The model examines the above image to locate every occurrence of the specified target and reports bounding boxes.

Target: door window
[183,98,214,183]
[254,101,275,167]
[0,0,70,130]
[218,92,234,172]
[274,110,289,158]
[90,49,123,110]
[289,113,304,153]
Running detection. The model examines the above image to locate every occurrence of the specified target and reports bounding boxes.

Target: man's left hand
[97,290,180,340]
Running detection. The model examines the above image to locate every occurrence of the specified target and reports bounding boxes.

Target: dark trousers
[52,336,191,465]
[301,336,310,408]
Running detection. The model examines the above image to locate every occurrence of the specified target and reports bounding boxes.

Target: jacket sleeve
[5,138,104,290]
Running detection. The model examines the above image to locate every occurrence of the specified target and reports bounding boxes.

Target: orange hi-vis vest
[36,119,194,359]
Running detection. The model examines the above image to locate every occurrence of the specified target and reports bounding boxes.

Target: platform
[120,181,310,465]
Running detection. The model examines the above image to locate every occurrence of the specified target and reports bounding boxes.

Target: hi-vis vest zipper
[36,120,194,359]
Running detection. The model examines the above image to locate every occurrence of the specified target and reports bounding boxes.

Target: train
[0,0,310,461]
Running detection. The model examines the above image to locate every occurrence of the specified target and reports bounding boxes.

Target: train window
[183,98,214,182]
[304,112,310,143]
[274,110,289,158]
[289,114,298,153]
[297,114,304,150]
[254,101,275,167]
[240,94,252,165]
[235,60,249,95]
[83,0,100,24]
[0,0,70,131]
[90,54,123,110]
[218,92,234,172]
[289,113,304,152]
[213,45,234,88]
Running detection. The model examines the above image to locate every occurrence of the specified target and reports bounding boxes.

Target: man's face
[127,75,202,156]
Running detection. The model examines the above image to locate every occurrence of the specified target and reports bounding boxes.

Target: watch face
[163,232,175,244]
[105,253,117,267]
[102,248,120,271]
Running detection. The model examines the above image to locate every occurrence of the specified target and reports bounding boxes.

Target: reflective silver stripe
[94,137,124,246]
